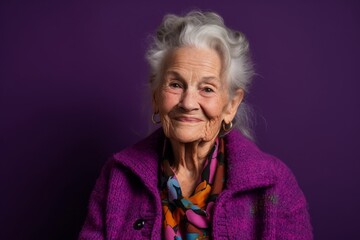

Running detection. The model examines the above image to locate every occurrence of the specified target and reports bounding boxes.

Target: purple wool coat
[79,129,312,239]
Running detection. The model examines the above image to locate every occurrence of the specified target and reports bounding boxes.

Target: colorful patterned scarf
[160,138,226,240]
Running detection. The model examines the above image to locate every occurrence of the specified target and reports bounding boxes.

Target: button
[133,219,145,230]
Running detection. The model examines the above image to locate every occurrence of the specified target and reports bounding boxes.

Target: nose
[178,88,199,111]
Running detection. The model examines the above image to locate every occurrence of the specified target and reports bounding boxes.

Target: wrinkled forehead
[164,47,224,79]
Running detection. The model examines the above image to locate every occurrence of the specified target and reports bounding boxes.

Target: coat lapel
[225,130,276,192]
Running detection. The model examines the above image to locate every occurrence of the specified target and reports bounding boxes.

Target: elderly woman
[79,11,312,240]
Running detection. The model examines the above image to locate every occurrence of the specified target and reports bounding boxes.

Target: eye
[203,87,214,93]
[169,82,182,88]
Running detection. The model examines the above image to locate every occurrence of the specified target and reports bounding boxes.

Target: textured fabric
[161,138,226,239]
[79,128,313,240]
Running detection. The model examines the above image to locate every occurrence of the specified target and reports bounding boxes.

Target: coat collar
[224,130,276,192]
[113,128,275,194]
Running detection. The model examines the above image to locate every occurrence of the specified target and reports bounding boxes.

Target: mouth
[174,116,203,123]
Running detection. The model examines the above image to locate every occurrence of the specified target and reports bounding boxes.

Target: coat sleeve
[272,159,313,240]
[78,159,114,239]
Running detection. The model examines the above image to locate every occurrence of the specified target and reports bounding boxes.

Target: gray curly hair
[146,11,255,140]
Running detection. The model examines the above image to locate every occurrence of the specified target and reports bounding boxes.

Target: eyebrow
[165,71,183,79]
[201,76,219,82]
[165,71,220,82]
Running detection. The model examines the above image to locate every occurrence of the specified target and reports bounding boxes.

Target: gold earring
[151,112,161,124]
[222,121,233,132]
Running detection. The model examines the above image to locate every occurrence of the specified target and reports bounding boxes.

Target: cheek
[202,97,229,120]
[201,117,223,141]
[201,101,229,139]
[158,92,180,116]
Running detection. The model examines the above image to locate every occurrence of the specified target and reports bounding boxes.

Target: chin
[172,134,202,143]
[162,126,200,143]
[162,122,220,143]
[167,128,217,143]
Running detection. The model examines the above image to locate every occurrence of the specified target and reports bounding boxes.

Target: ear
[223,89,244,123]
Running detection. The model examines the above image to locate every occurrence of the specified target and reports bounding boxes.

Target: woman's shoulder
[224,130,300,191]
[225,130,312,238]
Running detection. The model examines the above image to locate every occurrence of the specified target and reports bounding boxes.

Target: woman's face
[153,47,243,143]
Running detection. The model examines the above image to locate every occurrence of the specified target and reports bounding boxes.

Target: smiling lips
[174,116,203,122]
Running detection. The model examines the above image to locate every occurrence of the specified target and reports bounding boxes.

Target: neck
[169,137,217,179]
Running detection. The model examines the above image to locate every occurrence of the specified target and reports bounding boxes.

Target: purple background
[1,1,359,239]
